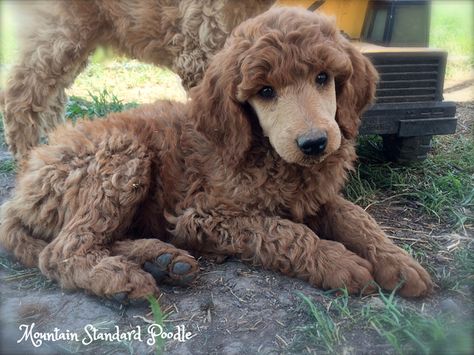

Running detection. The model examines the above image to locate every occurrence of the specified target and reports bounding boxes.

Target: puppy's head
[192,8,378,166]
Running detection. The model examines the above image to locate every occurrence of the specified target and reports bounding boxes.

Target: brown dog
[0,8,433,303]
[1,0,276,161]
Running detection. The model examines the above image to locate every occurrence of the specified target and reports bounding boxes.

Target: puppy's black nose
[297,132,328,156]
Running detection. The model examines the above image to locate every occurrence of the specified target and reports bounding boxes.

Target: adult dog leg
[315,195,433,297]
[3,7,99,160]
[111,239,199,286]
[170,211,374,294]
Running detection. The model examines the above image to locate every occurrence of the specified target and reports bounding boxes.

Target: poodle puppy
[0,8,433,302]
[1,0,276,161]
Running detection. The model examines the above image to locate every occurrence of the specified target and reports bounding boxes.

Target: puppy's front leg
[315,195,433,297]
[170,211,374,294]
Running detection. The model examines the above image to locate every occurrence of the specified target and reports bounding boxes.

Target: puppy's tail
[0,202,47,268]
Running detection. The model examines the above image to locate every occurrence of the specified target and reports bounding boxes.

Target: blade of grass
[147,295,165,355]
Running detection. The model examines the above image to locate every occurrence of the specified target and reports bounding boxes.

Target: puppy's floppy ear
[191,40,253,166]
[336,41,378,140]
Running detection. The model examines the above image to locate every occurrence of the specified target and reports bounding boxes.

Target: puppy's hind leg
[0,205,48,268]
[38,212,160,302]
[35,136,161,302]
[38,229,159,302]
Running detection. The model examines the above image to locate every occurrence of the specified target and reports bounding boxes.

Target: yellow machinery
[278,0,369,39]
[276,0,457,163]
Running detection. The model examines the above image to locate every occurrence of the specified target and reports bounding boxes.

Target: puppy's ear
[336,42,378,139]
[191,41,253,166]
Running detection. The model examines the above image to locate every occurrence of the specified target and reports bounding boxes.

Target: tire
[382,135,432,163]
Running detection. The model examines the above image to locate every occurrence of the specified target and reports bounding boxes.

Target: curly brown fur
[0,8,433,302]
[1,0,276,161]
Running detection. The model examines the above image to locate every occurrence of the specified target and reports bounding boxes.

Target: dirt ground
[0,102,472,354]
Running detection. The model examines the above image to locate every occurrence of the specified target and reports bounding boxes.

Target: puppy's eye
[258,86,276,100]
[316,72,329,86]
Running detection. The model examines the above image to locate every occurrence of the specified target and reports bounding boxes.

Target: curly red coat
[0,8,433,302]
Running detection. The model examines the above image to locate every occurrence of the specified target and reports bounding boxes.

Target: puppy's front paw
[369,245,433,297]
[143,252,199,286]
[314,240,375,294]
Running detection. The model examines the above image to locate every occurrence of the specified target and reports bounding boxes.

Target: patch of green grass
[430,1,473,78]
[362,290,473,355]
[328,287,353,319]
[69,59,185,104]
[0,158,15,173]
[402,242,432,266]
[437,241,474,292]
[66,90,138,122]
[453,243,474,286]
[297,292,342,353]
[0,1,17,66]
[346,134,474,229]
[300,288,473,355]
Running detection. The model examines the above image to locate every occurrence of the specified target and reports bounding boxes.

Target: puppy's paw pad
[156,253,173,268]
[143,253,198,286]
[143,261,167,281]
[172,262,192,275]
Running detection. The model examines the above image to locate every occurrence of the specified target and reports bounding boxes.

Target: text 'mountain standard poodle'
[0,8,434,303]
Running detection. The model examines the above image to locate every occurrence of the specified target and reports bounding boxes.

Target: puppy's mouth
[296,152,331,167]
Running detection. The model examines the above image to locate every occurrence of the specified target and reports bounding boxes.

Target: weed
[453,244,474,286]
[362,289,473,355]
[299,286,473,355]
[297,292,342,353]
[402,243,430,265]
[0,158,15,173]
[69,59,185,104]
[66,90,138,122]
[328,288,352,320]
[147,295,166,355]
[437,241,474,292]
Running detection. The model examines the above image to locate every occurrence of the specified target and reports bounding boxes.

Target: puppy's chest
[229,167,332,220]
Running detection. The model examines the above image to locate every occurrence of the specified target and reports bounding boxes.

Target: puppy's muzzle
[297,131,328,156]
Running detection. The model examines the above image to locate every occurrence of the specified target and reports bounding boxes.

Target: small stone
[440,298,461,314]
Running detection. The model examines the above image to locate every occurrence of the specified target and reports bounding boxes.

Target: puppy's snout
[297,131,328,156]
